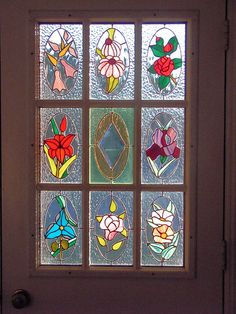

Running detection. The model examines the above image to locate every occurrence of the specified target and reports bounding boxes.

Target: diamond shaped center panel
[99,124,125,168]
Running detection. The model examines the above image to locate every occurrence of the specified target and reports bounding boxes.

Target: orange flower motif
[152,225,174,244]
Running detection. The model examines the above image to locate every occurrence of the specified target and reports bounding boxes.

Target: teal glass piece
[99,124,125,168]
[89,191,133,266]
[41,191,82,265]
[90,108,134,184]
[141,191,184,267]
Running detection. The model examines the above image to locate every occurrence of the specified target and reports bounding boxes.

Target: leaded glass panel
[141,107,184,184]
[39,24,83,99]
[89,108,134,184]
[142,24,186,100]
[141,191,184,266]
[40,191,82,265]
[89,191,133,265]
[40,108,82,183]
[89,24,135,100]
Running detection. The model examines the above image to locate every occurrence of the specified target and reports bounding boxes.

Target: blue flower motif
[45,210,76,239]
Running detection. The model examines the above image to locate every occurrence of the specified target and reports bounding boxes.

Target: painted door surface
[1,0,225,313]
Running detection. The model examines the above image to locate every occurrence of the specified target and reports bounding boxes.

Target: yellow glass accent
[59,43,71,58]
[46,53,57,67]
[112,241,123,251]
[109,199,117,213]
[97,236,106,247]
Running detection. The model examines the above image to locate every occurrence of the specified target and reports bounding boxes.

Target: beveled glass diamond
[99,124,125,168]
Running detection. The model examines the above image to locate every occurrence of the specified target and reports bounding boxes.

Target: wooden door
[1,0,226,313]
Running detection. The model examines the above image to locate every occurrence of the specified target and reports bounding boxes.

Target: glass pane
[141,192,184,266]
[40,191,82,265]
[141,107,184,184]
[90,24,135,100]
[142,23,186,100]
[89,108,134,184]
[39,24,83,99]
[89,191,133,265]
[40,108,82,183]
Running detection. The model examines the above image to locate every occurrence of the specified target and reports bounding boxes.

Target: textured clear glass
[89,24,135,100]
[141,191,184,266]
[39,24,83,100]
[40,191,82,265]
[40,108,82,183]
[141,107,184,184]
[89,191,133,265]
[89,108,134,184]
[142,24,186,100]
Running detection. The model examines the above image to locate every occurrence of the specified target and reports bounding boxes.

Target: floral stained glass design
[90,108,134,184]
[44,28,79,95]
[41,191,82,265]
[141,192,183,266]
[40,108,82,184]
[90,191,133,265]
[39,24,83,99]
[142,24,186,100]
[142,108,184,184]
[96,28,129,94]
[90,24,134,100]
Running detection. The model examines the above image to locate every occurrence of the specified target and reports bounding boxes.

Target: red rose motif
[146,127,180,161]
[153,56,174,77]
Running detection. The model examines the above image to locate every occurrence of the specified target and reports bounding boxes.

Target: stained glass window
[36,19,188,271]
[89,191,133,265]
[89,108,134,184]
[89,24,135,100]
[41,191,82,265]
[39,24,83,99]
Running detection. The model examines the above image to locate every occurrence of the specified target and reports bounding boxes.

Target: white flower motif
[98,56,125,79]
[101,38,122,57]
[148,209,174,228]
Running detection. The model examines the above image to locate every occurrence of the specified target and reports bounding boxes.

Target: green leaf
[156,37,164,45]
[166,201,175,214]
[112,241,123,251]
[158,76,170,90]
[149,243,165,254]
[148,64,156,74]
[56,195,66,209]
[172,232,180,247]
[162,245,176,260]
[150,44,165,57]
[51,118,59,135]
[160,155,168,164]
[168,36,178,53]
[172,58,182,69]
[97,236,106,247]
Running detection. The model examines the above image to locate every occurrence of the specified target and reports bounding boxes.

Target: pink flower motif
[53,69,67,93]
[101,38,122,57]
[100,214,124,241]
[98,56,125,78]
[146,127,180,161]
